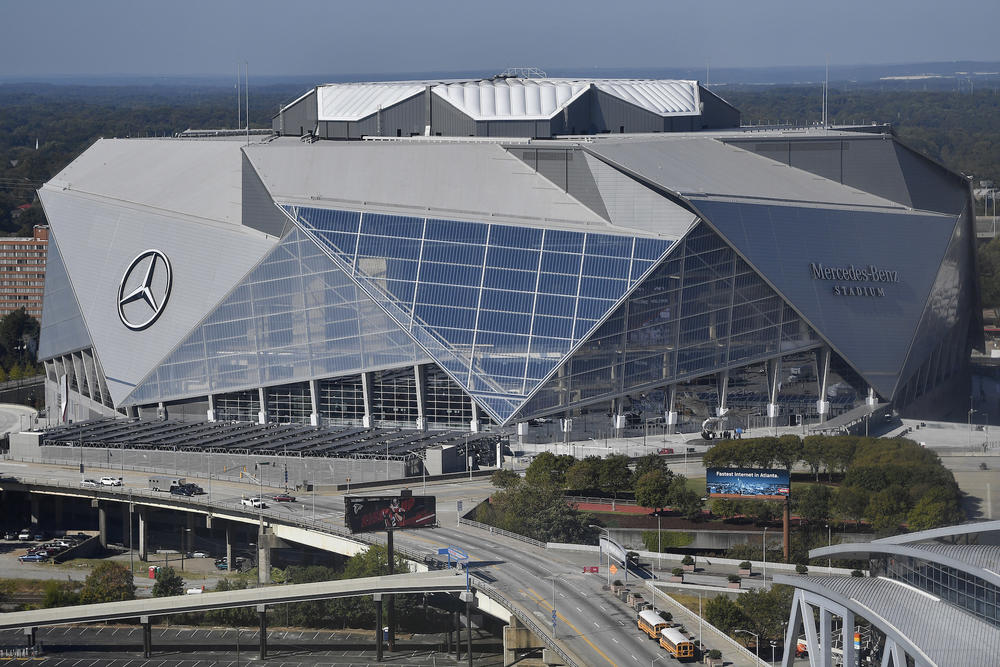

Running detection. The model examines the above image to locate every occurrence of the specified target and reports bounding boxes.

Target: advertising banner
[345,495,437,533]
[706,468,790,500]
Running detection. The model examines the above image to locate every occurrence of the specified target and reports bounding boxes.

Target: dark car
[182,484,206,495]
[170,486,194,496]
[271,493,296,503]
[18,553,47,562]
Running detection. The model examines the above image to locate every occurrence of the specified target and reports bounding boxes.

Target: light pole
[826,524,832,573]
[590,525,612,588]
[770,640,777,665]
[969,405,976,449]
[544,574,558,639]
[736,629,760,665]
[762,526,768,586]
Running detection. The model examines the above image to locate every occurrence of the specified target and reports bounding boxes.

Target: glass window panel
[585,233,633,257]
[540,251,582,275]
[543,229,584,253]
[577,297,616,320]
[476,331,530,352]
[414,304,477,330]
[361,213,423,238]
[426,218,488,244]
[480,288,534,313]
[416,283,479,309]
[532,315,573,339]
[486,246,540,271]
[634,237,670,260]
[483,269,536,292]
[491,225,542,249]
[357,235,421,260]
[538,272,578,296]
[422,240,485,266]
[478,310,531,335]
[582,255,630,280]
[420,261,481,287]
[580,276,627,300]
[535,294,575,317]
[310,230,357,256]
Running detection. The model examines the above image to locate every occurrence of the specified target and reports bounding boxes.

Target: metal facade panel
[593,80,699,116]
[37,188,275,405]
[698,88,740,128]
[432,79,590,120]
[840,137,913,208]
[788,141,843,183]
[429,93,474,137]
[37,231,92,361]
[588,138,903,208]
[591,89,665,134]
[582,152,697,238]
[564,149,610,221]
[241,153,289,237]
[45,138,245,227]
[316,83,424,121]
[690,199,956,398]
[243,142,611,229]
[893,141,969,214]
[275,90,317,135]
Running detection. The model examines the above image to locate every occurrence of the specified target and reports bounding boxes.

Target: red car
[658,447,675,455]
[271,493,296,502]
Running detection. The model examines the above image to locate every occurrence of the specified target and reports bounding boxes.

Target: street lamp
[969,405,976,449]
[736,629,760,665]
[590,525,612,587]
[825,523,832,573]
[544,574,558,639]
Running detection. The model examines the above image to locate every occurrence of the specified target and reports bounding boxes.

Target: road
[0,403,35,436]
[0,460,765,667]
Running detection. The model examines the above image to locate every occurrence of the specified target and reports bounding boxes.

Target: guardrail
[471,575,581,667]
[457,517,546,549]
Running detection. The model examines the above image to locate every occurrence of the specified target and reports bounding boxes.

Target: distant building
[0,225,47,319]
[778,521,1000,666]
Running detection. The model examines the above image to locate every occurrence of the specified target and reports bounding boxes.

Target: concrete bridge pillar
[185,513,195,553]
[53,496,63,525]
[225,523,233,572]
[29,496,40,527]
[461,590,474,667]
[257,529,271,584]
[22,627,35,649]
[122,504,131,549]
[503,616,546,665]
[140,616,152,658]
[98,503,108,548]
[257,604,267,660]
[373,593,384,662]
[138,508,148,561]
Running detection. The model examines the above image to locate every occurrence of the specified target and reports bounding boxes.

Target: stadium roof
[777,574,1000,666]
[307,78,704,122]
[811,542,1000,588]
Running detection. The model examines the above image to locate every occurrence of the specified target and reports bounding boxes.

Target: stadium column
[361,372,373,428]
[138,508,148,561]
[414,365,427,431]
[206,393,216,422]
[470,399,481,433]
[865,386,877,407]
[257,387,268,425]
[766,358,783,427]
[716,370,730,416]
[815,347,831,423]
[841,609,856,667]
[665,384,678,434]
[157,402,167,420]
[309,379,320,427]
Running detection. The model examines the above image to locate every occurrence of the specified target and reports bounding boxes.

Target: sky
[1,0,998,80]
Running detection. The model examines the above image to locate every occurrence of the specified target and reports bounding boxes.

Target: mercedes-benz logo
[117,249,172,331]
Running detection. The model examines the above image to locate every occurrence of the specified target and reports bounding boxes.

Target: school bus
[637,609,670,639]
[659,626,696,659]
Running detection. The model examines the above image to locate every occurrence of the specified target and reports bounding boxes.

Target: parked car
[188,551,211,558]
[81,479,100,488]
[3,530,17,540]
[241,497,266,508]
[18,553,47,562]
[17,530,32,541]
[100,476,122,486]
[271,493,296,503]
[214,556,246,570]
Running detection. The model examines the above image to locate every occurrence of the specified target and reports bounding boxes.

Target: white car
[100,477,122,486]
[81,479,100,488]
[241,497,266,508]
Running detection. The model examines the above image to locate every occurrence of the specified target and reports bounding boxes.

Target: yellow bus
[659,626,696,659]
[637,609,669,640]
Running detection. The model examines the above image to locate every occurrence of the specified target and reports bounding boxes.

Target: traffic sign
[448,547,468,561]
[609,563,618,574]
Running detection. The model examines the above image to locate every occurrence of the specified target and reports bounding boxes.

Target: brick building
[0,225,48,319]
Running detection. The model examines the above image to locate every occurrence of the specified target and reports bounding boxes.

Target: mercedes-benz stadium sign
[118,249,172,331]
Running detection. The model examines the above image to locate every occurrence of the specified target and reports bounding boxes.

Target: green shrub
[739,561,752,569]
[671,567,684,577]
[708,649,722,659]
[851,569,864,577]
[641,530,694,551]
[795,564,808,574]
[681,554,695,566]
[727,574,741,583]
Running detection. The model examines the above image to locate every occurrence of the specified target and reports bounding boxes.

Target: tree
[833,486,868,528]
[41,580,80,608]
[598,454,633,508]
[79,561,136,604]
[704,595,746,636]
[773,435,803,471]
[748,437,778,468]
[564,456,602,492]
[667,476,703,520]
[736,585,795,645]
[710,498,741,520]
[979,236,1000,320]
[633,453,671,480]
[491,469,521,490]
[152,566,185,597]
[865,486,910,536]
[802,436,825,481]
[907,487,963,531]
[795,485,832,525]
[525,452,574,488]
[634,470,671,510]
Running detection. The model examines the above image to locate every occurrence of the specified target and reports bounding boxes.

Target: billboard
[706,468,790,500]
[345,495,437,533]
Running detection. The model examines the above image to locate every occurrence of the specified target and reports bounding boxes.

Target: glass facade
[127,228,428,405]
[215,389,260,422]
[318,375,366,425]
[424,364,473,427]
[371,367,418,425]
[516,222,823,420]
[266,381,311,423]
[286,205,672,423]
[876,555,1000,627]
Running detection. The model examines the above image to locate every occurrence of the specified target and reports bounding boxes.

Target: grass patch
[666,592,705,617]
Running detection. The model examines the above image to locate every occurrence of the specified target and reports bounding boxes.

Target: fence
[457,517,547,549]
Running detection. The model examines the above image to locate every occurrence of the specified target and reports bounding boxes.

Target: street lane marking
[524,587,617,667]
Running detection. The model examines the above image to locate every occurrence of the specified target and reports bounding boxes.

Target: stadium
[35,75,980,453]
